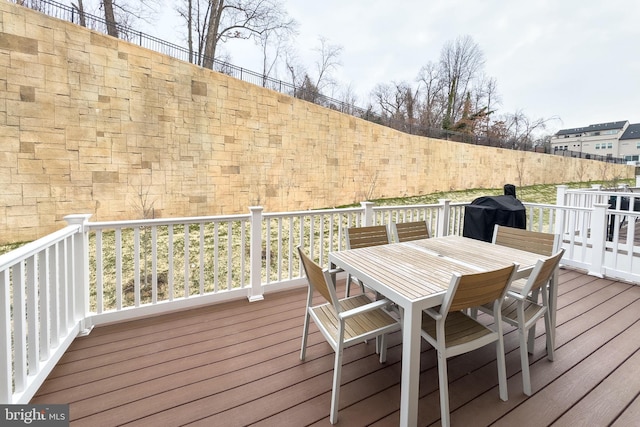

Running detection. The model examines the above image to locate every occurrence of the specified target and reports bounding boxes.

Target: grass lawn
[0,179,632,256]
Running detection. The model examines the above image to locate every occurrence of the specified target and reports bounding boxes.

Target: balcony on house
[2,185,640,426]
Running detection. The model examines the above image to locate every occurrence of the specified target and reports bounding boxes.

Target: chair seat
[501,297,545,324]
[311,294,399,343]
[422,310,496,349]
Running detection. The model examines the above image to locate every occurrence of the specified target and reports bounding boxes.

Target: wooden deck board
[31,267,640,426]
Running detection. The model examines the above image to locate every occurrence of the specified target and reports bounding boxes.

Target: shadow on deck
[32,267,640,426]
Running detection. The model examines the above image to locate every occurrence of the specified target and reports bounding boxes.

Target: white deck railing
[2,188,639,404]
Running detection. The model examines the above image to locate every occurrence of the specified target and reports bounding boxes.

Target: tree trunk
[202,0,223,69]
[102,0,119,38]
[187,0,193,63]
[72,0,87,27]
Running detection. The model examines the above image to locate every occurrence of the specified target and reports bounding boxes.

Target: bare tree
[284,49,305,87]
[310,37,343,95]
[71,0,87,27]
[472,74,500,139]
[284,37,343,104]
[338,84,359,114]
[93,0,159,40]
[371,81,413,125]
[257,24,297,86]
[439,35,485,130]
[501,110,559,150]
[416,61,446,129]
[187,0,296,69]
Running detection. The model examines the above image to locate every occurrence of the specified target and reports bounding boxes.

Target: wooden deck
[32,267,640,426]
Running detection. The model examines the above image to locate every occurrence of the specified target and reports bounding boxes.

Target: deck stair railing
[2,190,639,404]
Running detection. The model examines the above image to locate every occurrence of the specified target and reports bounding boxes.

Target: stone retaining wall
[0,1,633,243]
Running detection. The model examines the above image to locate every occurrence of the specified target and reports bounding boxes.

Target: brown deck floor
[32,267,640,426]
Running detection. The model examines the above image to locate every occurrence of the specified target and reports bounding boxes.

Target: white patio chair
[421,264,517,427]
[491,224,560,352]
[298,247,400,425]
[476,249,565,396]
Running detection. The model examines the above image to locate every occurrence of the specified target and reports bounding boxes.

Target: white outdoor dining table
[328,235,545,426]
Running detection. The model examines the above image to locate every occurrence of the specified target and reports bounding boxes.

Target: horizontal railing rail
[2,191,639,404]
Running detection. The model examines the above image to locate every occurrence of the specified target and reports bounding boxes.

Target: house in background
[619,123,640,162]
[550,120,640,163]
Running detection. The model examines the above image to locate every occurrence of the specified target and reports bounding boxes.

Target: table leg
[400,304,421,426]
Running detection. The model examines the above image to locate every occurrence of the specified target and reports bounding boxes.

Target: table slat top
[329,235,544,305]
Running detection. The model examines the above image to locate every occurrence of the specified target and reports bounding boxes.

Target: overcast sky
[148,0,640,134]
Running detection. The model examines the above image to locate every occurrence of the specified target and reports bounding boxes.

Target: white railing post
[248,206,264,302]
[0,269,10,403]
[556,185,568,206]
[361,201,375,226]
[437,199,450,237]
[555,185,568,237]
[587,204,608,278]
[64,214,93,334]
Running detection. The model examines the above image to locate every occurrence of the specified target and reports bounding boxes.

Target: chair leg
[496,333,509,401]
[378,334,387,363]
[345,274,352,297]
[345,274,367,298]
[544,310,555,362]
[300,311,310,361]
[527,290,541,354]
[330,345,344,424]
[436,351,451,427]
[527,326,536,354]
[519,327,532,396]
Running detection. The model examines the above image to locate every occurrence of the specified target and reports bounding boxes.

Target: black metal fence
[11,0,629,164]
[553,148,627,164]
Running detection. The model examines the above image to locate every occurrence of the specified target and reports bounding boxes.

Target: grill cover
[462,195,526,242]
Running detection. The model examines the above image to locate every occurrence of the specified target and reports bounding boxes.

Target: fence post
[361,201,375,226]
[64,214,93,334]
[248,206,264,302]
[554,185,568,237]
[0,266,10,403]
[437,199,451,237]
[587,204,608,278]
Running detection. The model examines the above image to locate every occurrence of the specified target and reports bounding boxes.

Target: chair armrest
[423,307,442,321]
[514,265,534,280]
[327,267,343,275]
[339,298,392,319]
[506,290,527,301]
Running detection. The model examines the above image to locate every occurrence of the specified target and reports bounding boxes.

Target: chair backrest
[443,264,517,313]
[492,224,558,256]
[522,248,565,296]
[298,246,339,308]
[346,225,390,249]
[392,221,431,242]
